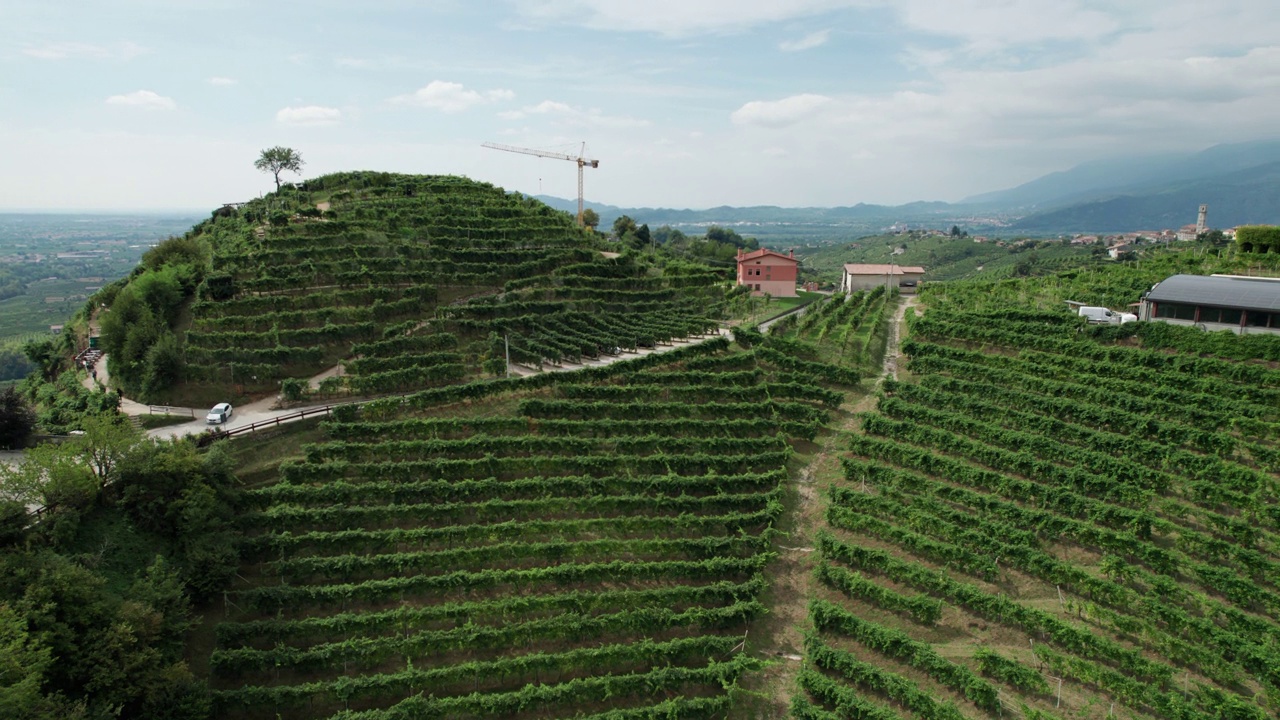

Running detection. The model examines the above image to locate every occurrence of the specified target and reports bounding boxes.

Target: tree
[612,215,638,240]
[253,146,305,191]
[581,208,600,230]
[950,225,962,238]
[75,414,143,483]
[1198,229,1228,247]
[652,225,686,246]
[0,603,56,718]
[0,388,35,450]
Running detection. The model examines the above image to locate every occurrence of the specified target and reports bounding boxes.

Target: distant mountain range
[532,195,953,230]
[1008,160,1280,232]
[537,138,1280,236]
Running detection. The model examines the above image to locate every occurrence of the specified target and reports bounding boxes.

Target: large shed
[1139,274,1280,334]
[840,264,926,295]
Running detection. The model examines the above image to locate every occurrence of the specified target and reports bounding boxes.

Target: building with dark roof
[1139,274,1280,334]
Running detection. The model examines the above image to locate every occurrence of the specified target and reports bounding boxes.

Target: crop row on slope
[795,292,1280,719]
[208,339,853,720]
[101,172,733,404]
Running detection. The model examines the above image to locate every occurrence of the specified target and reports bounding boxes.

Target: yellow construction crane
[482,141,599,226]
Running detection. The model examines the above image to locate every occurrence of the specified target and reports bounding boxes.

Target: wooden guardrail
[197,404,350,446]
[222,404,340,436]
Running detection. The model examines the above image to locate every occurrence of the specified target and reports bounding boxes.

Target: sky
[3,0,1280,211]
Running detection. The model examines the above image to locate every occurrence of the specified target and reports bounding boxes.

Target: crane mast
[482,141,600,226]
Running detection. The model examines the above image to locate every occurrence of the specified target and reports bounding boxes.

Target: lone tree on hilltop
[254,146,305,191]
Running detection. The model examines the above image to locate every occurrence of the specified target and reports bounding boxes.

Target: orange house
[737,248,798,297]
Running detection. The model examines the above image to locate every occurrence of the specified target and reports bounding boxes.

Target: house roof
[1146,274,1280,312]
[738,248,798,264]
[843,263,926,275]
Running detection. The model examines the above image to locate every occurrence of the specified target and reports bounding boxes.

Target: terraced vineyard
[796,301,1280,719]
[767,287,890,370]
[161,172,729,401]
[211,338,857,719]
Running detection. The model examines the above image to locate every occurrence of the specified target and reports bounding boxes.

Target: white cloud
[513,0,859,35]
[276,105,342,126]
[780,29,831,52]
[499,100,649,128]
[499,100,573,119]
[390,81,515,112]
[893,0,1120,53]
[105,90,176,110]
[708,39,1280,204]
[208,77,236,86]
[23,41,147,60]
[731,94,832,128]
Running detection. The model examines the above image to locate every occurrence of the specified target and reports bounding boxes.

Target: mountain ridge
[546,138,1280,234]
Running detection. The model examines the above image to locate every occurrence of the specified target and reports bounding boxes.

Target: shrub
[1236,225,1280,253]
[280,378,309,402]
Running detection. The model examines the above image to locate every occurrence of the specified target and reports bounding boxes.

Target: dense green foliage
[0,388,35,450]
[1236,225,1280,253]
[0,423,244,719]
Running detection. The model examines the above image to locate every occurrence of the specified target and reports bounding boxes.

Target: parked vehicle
[206,402,233,424]
[1078,306,1137,324]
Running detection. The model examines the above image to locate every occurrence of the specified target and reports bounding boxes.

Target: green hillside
[793,259,1280,719]
[204,336,857,719]
[97,172,731,405]
[10,179,1280,720]
[794,232,1099,285]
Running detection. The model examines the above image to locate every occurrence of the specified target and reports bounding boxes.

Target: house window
[1246,311,1275,328]
[1155,302,1196,320]
[1199,307,1242,324]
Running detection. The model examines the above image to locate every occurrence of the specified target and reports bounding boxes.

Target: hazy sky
[4,0,1279,210]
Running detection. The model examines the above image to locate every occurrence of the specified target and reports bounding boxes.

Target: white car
[1078,306,1138,324]
[206,402,233,425]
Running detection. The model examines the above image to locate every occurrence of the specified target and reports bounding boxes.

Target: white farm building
[840,264,926,295]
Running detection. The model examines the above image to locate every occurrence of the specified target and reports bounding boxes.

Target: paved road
[89,328,738,441]
[508,329,730,376]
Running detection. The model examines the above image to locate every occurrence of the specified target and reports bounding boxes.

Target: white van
[206,402,233,424]
[1078,306,1137,324]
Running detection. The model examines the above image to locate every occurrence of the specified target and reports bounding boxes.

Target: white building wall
[842,273,894,293]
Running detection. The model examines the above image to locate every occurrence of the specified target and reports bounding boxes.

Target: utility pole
[504,334,510,378]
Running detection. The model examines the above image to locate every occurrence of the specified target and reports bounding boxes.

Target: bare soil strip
[745,295,917,717]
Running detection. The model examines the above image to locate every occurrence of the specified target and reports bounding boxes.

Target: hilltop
[92,172,734,406]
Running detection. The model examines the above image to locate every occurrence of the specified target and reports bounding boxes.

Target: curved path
[84,327,736,441]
